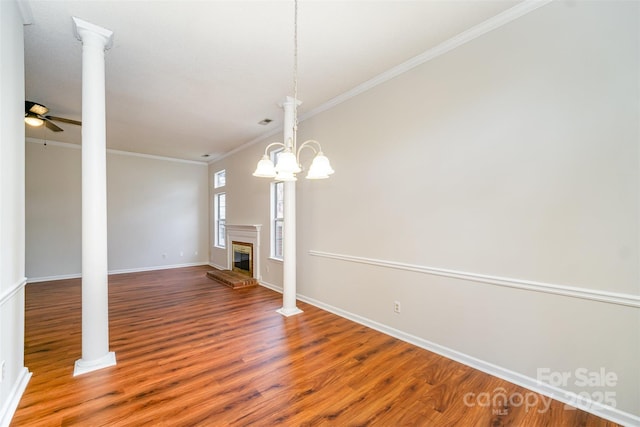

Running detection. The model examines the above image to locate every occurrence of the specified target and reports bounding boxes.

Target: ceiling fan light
[253,155,277,178]
[24,114,44,127]
[29,103,49,115]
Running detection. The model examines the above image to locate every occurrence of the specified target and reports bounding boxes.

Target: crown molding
[207,126,282,165]
[107,147,207,166]
[210,0,553,165]
[299,0,552,122]
[26,137,207,166]
[26,137,80,150]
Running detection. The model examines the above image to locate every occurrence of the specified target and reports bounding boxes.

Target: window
[214,169,226,188]
[271,181,284,259]
[215,192,226,248]
[213,169,226,248]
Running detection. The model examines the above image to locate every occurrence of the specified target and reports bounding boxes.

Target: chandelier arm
[296,140,324,163]
[296,143,317,164]
[297,139,322,152]
[263,141,286,156]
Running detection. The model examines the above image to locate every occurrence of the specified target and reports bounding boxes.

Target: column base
[276,307,303,317]
[74,351,116,376]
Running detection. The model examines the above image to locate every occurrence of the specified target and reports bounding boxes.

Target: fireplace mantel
[226,225,261,280]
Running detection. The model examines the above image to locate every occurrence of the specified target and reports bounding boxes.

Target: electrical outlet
[394,301,401,314]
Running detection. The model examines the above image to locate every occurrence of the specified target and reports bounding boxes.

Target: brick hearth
[206,269,258,289]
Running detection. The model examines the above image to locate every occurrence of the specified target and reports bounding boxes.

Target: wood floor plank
[11,266,619,426]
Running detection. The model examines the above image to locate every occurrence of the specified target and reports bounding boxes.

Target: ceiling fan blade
[26,101,49,115]
[44,119,64,132]
[46,115,82,126]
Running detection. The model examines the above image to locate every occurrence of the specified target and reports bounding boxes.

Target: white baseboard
[258,279,282,293]
[295,293,640,427]
[22,267,639,425]
[26,272,81,283]
[0,367,31,427]
[108,262,209,276]
[208,262,227,271]
[27,262,210,283]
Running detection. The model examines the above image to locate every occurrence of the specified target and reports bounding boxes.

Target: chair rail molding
[308,250,640,309]
[0,277,27,308]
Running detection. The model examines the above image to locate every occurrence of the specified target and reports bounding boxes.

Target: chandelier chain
[252,0,334,180]
[293,0,299,144]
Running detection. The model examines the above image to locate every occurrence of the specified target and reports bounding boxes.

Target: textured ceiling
[24,0,521,162]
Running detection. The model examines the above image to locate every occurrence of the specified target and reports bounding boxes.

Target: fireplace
[232,241,253,277]
[226,224,261,280]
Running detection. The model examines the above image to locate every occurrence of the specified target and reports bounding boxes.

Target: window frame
[214,192,226,249]
[214,169,226,189]
[271,181,284,260]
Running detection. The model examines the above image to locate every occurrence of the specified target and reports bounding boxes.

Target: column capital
[72,17,113,49]
[279,96,302,110]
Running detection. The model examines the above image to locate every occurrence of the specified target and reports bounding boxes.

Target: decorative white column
[276,96,303,317]
[72,17,116,376]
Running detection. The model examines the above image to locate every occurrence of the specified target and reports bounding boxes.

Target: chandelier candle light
[253,0,334,317]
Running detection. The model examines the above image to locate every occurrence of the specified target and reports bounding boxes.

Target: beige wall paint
[212,1,639,419]
[26,142,209,279]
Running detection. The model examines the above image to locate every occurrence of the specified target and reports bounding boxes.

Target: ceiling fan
[24,101,82,132]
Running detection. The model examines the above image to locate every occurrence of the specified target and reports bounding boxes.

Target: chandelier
[253,0,334,181]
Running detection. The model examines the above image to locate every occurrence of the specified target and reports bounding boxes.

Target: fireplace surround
[226,225,261,280]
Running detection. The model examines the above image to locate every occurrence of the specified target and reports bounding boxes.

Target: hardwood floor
[12,266,617,426]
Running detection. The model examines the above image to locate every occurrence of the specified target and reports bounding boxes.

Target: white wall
[25,142,81,278]
[0,1,31,425]
[26,141,209,280]
[212,1,639,423]
[106,150,209,272]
